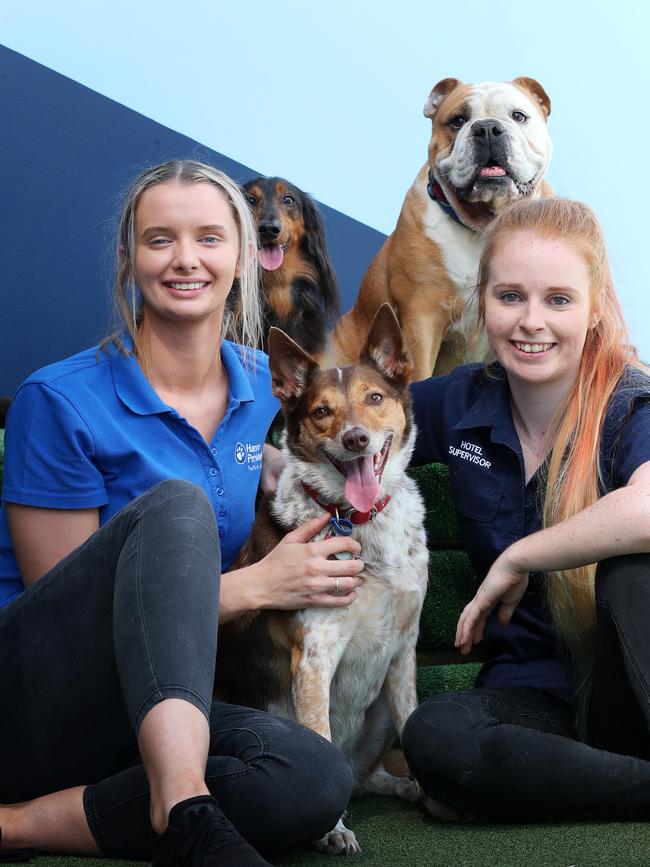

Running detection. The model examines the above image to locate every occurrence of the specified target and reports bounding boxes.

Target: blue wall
[0,46,385,397]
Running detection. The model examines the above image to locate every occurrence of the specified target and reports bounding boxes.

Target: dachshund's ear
[268,327,319,402]
[301,195,341,322]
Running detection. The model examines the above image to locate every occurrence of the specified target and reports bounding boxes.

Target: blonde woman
[0,161,363,865]
[404,197,650,820]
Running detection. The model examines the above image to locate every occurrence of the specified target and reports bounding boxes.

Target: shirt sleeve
[610,398,650,487]
[2,381,108,509]
[409,375,451,466]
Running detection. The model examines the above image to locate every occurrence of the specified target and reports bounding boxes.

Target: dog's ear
[512,77,551,118]
[268,327,319,402]
[300,194,341,323]
[423,78,461,119]
[361,304,413,384]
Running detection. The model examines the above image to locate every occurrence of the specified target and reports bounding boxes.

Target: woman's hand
[455,549,529,655]
[219,513,365,621]
[253,513,365,609]
[260,443,287,495]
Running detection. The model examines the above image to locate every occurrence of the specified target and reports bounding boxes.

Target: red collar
[301,482,391,525]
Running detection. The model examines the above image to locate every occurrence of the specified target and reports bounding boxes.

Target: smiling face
[483,231,594,392]
[133,180,241,330]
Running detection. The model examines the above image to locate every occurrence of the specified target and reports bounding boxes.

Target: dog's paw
[314,819,361,855]
[393,776,420,802]
[420,791,463,822]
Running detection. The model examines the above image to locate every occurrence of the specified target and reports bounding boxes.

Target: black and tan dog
[243,176,340,359]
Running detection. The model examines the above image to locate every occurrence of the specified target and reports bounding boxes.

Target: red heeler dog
[216,304,428,854]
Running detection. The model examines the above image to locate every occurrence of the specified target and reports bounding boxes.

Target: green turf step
[418,550,479,651]
[407,462,460,548]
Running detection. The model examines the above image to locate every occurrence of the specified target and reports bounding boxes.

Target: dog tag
[328,515,355,560]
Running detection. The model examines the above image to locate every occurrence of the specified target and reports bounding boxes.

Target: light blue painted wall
[3,0,649,353]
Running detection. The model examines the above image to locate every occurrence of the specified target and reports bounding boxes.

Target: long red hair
[476,198,644,681]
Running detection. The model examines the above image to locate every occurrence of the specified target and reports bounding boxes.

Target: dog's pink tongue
[257,245,284,271]
[480,165,506,177]
[344,455,380,512]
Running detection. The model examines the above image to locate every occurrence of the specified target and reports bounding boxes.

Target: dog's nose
[470,120,505,141]
[343,427,370,453]
[259,220,281,238]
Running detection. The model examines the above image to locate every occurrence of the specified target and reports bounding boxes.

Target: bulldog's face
[424,77,552,229]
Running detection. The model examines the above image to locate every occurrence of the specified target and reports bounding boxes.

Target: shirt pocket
[451,472,503,522]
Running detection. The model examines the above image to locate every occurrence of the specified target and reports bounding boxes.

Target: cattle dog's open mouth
[257,240,290,271]
[323,435,393,513]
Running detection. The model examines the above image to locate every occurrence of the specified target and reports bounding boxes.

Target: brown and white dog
[216,304,428,854]
[331,77,553,381]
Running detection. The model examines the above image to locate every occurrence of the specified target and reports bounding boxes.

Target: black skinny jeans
[0,480,351,858]
[403,554,650,820]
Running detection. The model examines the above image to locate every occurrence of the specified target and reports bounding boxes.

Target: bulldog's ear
[268,327,319,402]
[513,77,551,118]
[361,304,413,384]
[423,78,461,119]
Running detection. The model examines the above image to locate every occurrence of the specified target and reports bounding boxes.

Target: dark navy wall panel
[0,46,385,397]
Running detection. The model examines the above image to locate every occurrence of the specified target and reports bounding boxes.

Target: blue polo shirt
[0,339,279,607]
[411,363,650,698]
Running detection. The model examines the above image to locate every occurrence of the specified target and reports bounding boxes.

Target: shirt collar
[109,336,256,417]
[453,365,520,450]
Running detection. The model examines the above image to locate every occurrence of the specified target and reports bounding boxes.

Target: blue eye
[201,235,220,243]
[150,238,170,247]
[500,291,520,303]
[549,295,570,306]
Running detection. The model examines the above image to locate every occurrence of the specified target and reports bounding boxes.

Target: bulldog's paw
[314,819,361,855]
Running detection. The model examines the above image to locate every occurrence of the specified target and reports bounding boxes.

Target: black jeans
[402,554,650,820]
[0,480,352,857]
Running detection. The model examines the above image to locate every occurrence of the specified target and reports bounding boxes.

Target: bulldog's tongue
[344,455,380,513]
[257,245,284,271]
[480,165,506,177]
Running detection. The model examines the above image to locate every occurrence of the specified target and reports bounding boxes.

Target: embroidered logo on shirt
[448,440,492,468]
[235,441,263,470]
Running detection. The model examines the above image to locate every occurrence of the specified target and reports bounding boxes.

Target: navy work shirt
[411,363,650,699]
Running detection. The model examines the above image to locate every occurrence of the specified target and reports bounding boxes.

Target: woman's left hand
[455,551,529,655]
[261,443,287,495]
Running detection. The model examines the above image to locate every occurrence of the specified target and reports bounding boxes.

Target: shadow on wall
[0,46,385,398]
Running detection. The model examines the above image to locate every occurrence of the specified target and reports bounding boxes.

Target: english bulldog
[330,77,553,381]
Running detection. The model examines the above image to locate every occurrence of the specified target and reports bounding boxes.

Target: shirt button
[209,468,218,476]
[219,508,227,517]
[216,488,224,496]
[211,447,217,456]
[218,527,225,538]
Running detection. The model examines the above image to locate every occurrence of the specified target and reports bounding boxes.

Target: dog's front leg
[292,645,361,855]
[400,310,447,382]
[291,646,333,741]
[372,625,421,803]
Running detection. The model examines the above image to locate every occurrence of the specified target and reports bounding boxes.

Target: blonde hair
[476,198,647,685]
[102,159,263,357]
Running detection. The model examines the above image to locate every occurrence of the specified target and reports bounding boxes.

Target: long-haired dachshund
[243,176,340,358]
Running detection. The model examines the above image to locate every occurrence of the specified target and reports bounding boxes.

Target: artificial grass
[26,798,650,866]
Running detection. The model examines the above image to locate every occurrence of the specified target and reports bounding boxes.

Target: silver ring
[335,577,340,594]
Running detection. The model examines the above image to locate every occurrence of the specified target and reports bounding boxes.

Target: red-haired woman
[403,197,650,819]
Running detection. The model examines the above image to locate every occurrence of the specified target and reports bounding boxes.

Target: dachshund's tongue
[344,455,380,512]
[258,245,284,271]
